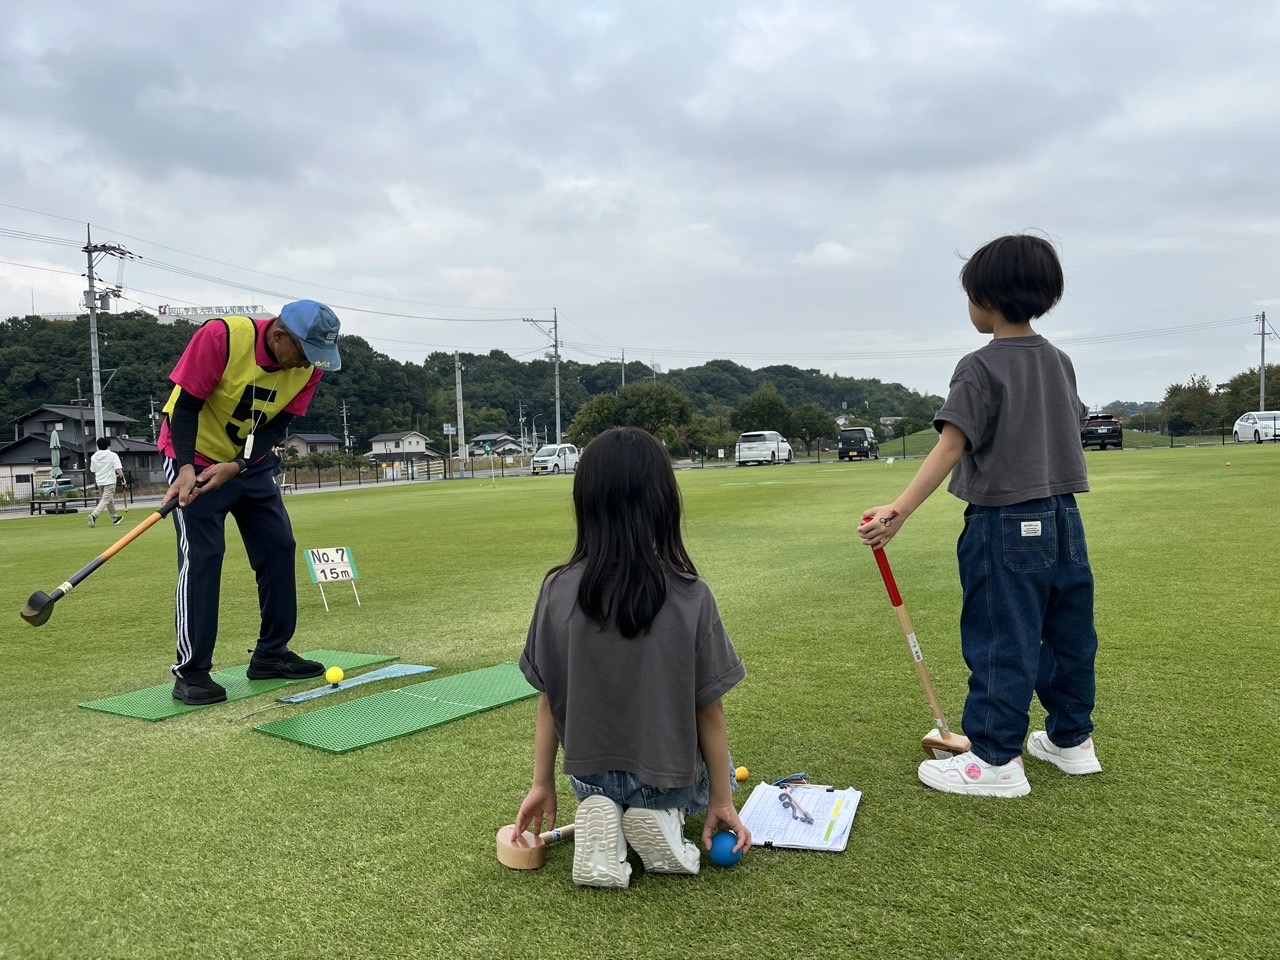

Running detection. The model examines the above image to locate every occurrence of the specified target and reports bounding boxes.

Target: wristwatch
[233,457,248,474]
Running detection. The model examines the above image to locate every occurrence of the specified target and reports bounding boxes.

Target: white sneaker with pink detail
[1027,731,1103,775]
[917,751,1031,797]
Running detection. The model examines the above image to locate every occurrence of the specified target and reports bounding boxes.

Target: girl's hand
[514,783,557,837]
[858,507,903,549]
[701,802,752,854]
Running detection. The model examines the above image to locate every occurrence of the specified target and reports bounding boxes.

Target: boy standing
[88,437,126,527]
[859,234,1102,797]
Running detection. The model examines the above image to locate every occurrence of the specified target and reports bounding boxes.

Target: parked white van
[735,430,792,466]
[531,443,579,474]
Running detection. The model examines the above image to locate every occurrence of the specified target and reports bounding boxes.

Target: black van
[837,427,879,460]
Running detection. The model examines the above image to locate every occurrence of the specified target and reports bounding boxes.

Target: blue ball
[709,830,742,868]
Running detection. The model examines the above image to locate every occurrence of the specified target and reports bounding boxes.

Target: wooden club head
[922,729,972,759]
[496,825,549,870]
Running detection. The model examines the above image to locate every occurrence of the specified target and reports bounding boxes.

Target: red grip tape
[872,546,903,607]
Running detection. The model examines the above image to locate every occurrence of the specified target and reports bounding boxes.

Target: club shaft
[57,499,178,596]
[540,824,575,845]
[872,546,955,736]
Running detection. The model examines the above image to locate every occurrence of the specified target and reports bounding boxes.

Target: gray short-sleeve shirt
[934,335,1090,507]
[519,563,745,789]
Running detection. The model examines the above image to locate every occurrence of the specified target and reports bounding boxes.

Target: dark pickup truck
[1081,415,1123,450]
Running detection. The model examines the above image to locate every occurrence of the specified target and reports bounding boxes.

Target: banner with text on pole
[303,546,361,612]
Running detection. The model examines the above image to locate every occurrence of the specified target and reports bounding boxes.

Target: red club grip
[862,513,904,606]
[872,547,903,607]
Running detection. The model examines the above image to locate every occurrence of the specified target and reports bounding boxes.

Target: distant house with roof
[284,432,343,456]
[467,432,522,456]
[0,404,162,498]
[368,431,442,460]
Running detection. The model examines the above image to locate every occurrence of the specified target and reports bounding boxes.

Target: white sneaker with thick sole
[1027,731,1102,775]
[918,751,1031,797]
[621,807,701,875]
[572,796,631,889]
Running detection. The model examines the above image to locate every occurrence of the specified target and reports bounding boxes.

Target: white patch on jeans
[1020,521,1042,537]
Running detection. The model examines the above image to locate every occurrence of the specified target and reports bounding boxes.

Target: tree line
[1098,367,1279,436]
[10,310,1267,452]
[0,311,943,455]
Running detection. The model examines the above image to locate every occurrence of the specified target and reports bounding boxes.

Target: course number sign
[304,547,359,584]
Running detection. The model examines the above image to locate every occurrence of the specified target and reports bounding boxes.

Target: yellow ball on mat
[325,666,344,685]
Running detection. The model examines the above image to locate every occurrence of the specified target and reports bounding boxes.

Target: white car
[735,430,793,466]
[531,443,579,474]
[1232,411,1280,443]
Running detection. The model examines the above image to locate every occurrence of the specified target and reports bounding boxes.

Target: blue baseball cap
[278,300,342,371]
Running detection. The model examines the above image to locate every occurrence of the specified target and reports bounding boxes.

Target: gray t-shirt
[519,563,746,789]
[934,334,1089,507]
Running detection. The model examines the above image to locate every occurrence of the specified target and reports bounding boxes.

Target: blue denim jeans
[957,495,1098,765]
[568,755,737,818]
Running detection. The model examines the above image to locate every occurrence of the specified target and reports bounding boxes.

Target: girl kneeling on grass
[514,427,751,889]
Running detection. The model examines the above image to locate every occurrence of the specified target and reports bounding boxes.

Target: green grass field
[2,446,1275,959]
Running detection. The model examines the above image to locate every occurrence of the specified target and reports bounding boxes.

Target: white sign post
[303,546,361,612]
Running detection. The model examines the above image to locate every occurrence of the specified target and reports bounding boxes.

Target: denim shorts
[568,755,737,818]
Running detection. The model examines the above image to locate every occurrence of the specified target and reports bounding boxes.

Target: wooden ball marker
[496,823,576,870]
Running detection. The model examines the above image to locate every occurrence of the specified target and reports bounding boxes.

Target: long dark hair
[551,427,697,638]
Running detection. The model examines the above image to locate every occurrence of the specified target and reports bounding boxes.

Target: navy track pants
[165,456,297,677]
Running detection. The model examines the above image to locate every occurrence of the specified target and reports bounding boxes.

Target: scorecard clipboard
[737,781,862,852]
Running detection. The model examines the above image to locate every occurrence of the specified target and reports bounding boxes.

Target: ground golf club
[496,823,575,870]
[869,541,972,759]
[20,498,178,627]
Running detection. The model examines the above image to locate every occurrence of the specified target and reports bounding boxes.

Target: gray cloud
[1,0,1278,406]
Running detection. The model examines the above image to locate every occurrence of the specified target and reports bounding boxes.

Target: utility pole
[341,399,351,451]
[74,377,88,468]
[454,351,468,469]
[1258,312,1268,410]
[553,307,561,442]
[609,348,626,388]
[518,400,526,453]
[524,310,562,442]
[149,396,158,444]
[84,227,105,442]
[82,226,131,443]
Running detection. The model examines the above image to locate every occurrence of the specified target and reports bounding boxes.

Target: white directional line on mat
[399,690,491,711]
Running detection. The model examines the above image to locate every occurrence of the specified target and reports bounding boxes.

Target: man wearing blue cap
[158,301,342,705]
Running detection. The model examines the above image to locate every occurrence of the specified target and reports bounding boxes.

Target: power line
[3,200,553,314]
[561,315,1259,364]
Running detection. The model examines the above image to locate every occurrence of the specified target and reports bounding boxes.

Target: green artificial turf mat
[78,650,397,720]
[254,661,536,753]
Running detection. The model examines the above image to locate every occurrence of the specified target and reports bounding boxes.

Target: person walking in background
[87,436,125,528]
[514,427,751,889]
[157,300,342,705]
[859,234,1103,798]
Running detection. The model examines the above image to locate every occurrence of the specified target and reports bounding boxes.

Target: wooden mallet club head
[496,823,575,870]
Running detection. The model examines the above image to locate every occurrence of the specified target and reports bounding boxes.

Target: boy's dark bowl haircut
[961,234,1064,324]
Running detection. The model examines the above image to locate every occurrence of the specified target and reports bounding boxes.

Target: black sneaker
[112,515,123,525]
[172,672,228,705]
[246,649,325,680]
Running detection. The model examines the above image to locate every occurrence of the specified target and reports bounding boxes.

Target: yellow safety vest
[163,316,314,463]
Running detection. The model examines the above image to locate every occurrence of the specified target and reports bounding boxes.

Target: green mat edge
[254,662,537,754]
[77,650,398,720]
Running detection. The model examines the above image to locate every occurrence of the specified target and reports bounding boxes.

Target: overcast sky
[2,0,1277,408]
